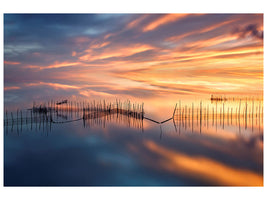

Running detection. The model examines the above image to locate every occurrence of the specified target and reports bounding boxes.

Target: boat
[56,100,68,105]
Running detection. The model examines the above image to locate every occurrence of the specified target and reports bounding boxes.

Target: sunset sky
[4,14,263,107]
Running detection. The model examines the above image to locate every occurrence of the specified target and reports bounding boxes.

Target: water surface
[4,99,263,186]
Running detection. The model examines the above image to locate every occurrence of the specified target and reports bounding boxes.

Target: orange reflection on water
[144,140,263,186]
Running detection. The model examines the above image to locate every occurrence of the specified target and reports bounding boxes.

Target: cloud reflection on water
[4,108,263,186]
[141,140,262,186]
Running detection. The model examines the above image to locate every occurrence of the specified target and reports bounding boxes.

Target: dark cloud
[232,24,263,40]
[4,14,132,62]
[4,14,129,38]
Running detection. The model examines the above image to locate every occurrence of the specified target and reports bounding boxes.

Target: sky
[4,14,263,108]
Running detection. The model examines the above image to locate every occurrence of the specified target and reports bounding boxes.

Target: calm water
[4,99,263,186]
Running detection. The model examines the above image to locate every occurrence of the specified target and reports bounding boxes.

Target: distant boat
[56,100,68,105]
[210,95,227,102]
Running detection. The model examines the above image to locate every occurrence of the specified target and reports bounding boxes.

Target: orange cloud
[4,86,20,91]
[171,46,263,64]
[26,82,80,90]
[79,90,112,98]
[182,35,239,49]
[113,55,263,96]
[201,20,235,33]
[90,41,110,49]
[72,51,77,57]
[27,61,81,70]
[143,14,189,32]
[153,41,263,68]
[127,15,148,29]
[144,140,263,186]
[4,61,21,65]
[79,44,155,62]
[42,82,80,89]
[74,36,90,44]
[46,61,80,69]
[166,18,239,43]
[104,33,115,40]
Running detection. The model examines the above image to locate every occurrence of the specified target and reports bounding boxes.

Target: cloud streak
[143,14,189,32]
